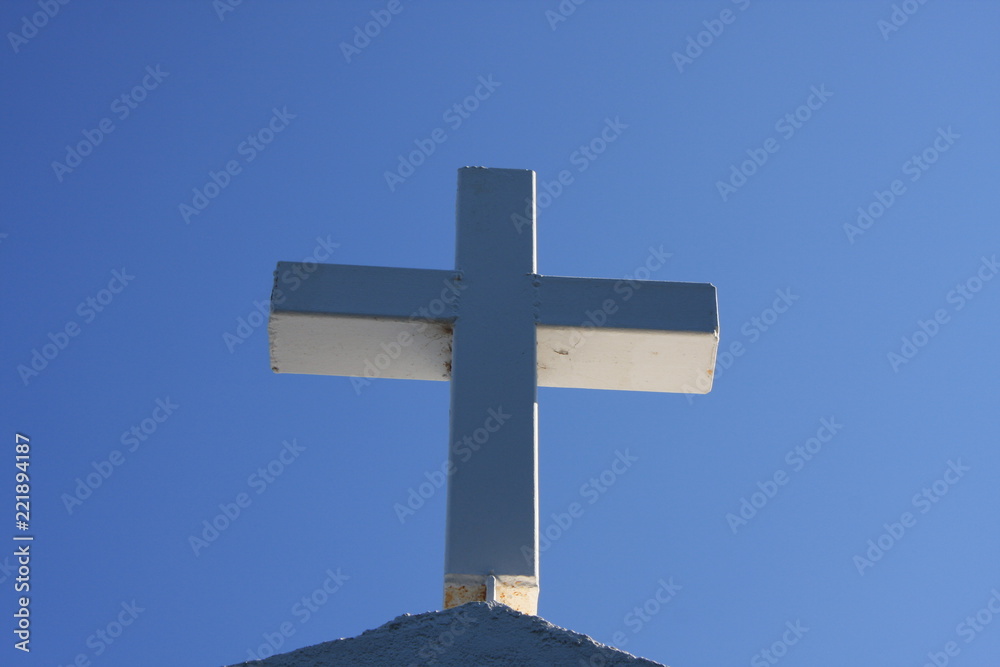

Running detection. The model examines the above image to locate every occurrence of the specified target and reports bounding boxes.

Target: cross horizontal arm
[535,275,719,393]
[269,262,460,381]
[537,276,717,331]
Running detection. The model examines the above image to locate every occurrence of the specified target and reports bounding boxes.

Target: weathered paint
[444,573,539,615]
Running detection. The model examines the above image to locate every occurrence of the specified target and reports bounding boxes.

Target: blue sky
[3,1,999,666]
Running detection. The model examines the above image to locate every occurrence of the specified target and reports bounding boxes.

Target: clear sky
[3,1,999,666]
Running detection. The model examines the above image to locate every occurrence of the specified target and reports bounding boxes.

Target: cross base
[444,574,539,615]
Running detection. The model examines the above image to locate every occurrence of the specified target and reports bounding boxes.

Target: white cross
[268,167,718,615]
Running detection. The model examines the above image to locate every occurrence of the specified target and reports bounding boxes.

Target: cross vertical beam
[444,168,540,612]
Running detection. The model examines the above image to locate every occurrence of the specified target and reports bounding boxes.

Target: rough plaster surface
[226,602,667,667]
